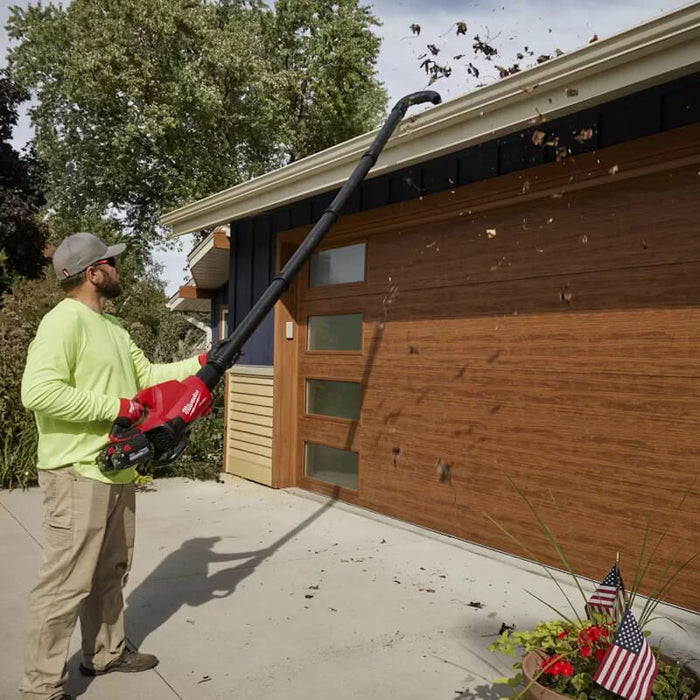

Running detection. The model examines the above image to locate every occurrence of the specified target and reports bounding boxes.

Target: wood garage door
[285,135,700,611]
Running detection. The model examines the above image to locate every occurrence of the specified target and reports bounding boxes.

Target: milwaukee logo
[183,390,202,418]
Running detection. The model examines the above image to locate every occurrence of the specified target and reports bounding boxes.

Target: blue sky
[1,0,690,293]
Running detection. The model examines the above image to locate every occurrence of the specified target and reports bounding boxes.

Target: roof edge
[161,2,700,236]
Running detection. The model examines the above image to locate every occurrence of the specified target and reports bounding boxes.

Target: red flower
[580,645,592,657]
[594,648,606,662]
[560,660,574,677]
[600,626,610,637]
[541,656,574,677]
[557,630,569,640]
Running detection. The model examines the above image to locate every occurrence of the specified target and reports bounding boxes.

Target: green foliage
[0,275,62,488]
[270,0,386,163]
[0,70,47,295]
[6,0,387,237]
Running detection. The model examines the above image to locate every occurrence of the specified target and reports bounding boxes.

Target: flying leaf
[574,128,594,143]
[410,23,421,36]
[453,54,465,60]
[456,21,468,35]
[427,44,440,56]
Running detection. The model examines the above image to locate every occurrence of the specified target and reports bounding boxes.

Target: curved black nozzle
[392,90,442,113]
[197,90,442,391]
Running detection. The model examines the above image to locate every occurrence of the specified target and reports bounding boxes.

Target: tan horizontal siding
[224,368,274,486]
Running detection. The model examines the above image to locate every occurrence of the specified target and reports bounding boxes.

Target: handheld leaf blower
[97,90,442,473]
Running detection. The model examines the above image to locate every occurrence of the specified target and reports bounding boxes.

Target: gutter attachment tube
[197,90,442,390]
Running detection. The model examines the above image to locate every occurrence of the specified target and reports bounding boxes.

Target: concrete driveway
[1,475,698,700]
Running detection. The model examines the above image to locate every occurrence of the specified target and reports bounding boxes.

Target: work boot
[79,648,159,676]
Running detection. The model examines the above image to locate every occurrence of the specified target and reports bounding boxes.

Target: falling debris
[410,23,421,36]
[559,287,574,304]
[498,622,516,634]
[521,180,531,194]
[468,601,484,609]
[580,234,589,244]
[566,87,579,97]
[496,63,521,78]
[589,33,599,43]
[574,128,594,143]
[304,594,315,599]
[473,34,498,59]
[532,130,546,147]
[486,228,497,238]
[427,43,440,55]
[456,21,468,35]
[609,164,619,175]
[197,676,212,684]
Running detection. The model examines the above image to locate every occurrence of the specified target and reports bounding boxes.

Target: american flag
[587,563,626,621]
[593,609,658,700]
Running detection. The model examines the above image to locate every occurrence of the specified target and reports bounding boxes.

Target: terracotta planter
[521,650,700,700]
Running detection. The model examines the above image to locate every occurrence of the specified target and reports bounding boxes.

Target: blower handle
[197,90,442,391]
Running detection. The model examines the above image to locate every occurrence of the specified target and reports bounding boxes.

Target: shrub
[0,275,62,488]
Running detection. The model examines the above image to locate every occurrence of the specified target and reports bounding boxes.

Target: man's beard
[96,275,122,299]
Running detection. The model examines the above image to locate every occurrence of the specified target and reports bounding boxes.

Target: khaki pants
[20,467,135,700]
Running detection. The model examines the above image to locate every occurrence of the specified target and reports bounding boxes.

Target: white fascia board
[188,231,215,268]
[161,2,700,236]
[167,294,211,314]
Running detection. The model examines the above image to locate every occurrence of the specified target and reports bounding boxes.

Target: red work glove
[116,398,145,427]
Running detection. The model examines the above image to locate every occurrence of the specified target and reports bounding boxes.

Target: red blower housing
[98,376,212,472]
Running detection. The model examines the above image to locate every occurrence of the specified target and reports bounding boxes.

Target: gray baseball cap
[52,233,126,279]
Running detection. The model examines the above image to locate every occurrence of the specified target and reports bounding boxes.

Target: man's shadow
[66,493,336,696]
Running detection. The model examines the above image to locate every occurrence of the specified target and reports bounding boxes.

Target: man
[20,233,210,700]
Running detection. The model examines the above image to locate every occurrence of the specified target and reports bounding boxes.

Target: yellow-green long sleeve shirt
[21,298,202,484]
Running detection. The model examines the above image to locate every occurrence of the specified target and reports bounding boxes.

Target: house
[163,4,700,611]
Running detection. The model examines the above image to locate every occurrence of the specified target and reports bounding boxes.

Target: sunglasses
[74,257,116,276]
[94,257,116,268]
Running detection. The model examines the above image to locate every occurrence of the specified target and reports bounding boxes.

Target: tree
[6,0,387,239]
[0,70,47,295]
[270,0,386,163]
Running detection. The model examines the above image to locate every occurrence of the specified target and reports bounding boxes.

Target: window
[306,380,361,420]
[304,443,358,490]
[309,242,366,287]
[308,314,362,351]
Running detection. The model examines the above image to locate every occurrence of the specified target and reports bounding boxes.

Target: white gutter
[161,2,700,236]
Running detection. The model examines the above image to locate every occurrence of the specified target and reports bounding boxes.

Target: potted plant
[486,480,699,700]
[490,617,699,700]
